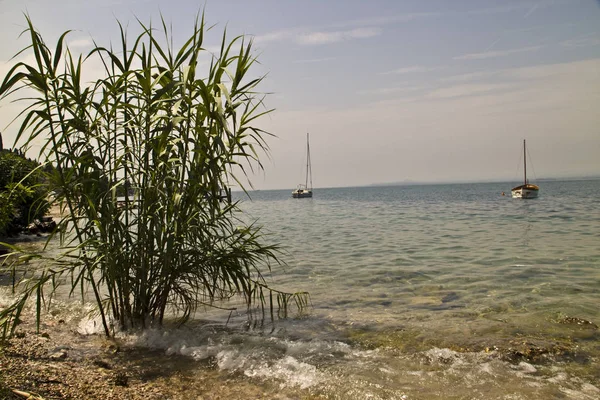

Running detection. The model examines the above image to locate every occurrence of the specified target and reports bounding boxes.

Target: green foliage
[0,192,12,236]
[0,14,308,337]
[0,151,38,189]
[0,151,51,234]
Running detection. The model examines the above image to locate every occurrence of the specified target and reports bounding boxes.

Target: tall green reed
[0,15,309,337]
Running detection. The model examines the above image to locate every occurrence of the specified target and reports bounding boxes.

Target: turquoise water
[204,179,599,398]
[3,179,600,398]
[240,180,599,332]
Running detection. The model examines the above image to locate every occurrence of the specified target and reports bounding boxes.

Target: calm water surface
[221,180,599,398]
[241,180,599,332]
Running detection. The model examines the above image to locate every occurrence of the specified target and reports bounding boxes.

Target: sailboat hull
[511,184,539,199]
[292,189,313,198]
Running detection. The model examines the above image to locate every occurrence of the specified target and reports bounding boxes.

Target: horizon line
[235,175,600,192]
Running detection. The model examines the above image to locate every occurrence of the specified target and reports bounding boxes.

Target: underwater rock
[113,371,129,386]
[558,316,598,329]
[499,339,577,364]
[441,292,459,303]
[410,296,442,306]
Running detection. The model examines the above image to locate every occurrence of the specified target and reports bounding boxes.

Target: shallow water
[227,179,599,397]
[2,179,599,398]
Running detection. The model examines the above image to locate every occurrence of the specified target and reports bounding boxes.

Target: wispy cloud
[427,83,511,99]
[523,2,541,18]
[465,0,569,17]
[442,58,600,85]
[441,70,500,83]
[360,84,427,96]
[294,57,336,64]
[253,30,295,45]
[253,26,381,46]
[297,27,381,45]
[327,12,440,29]
[454,45,543,60]
[252,10,432,47]
[465,3,532,16]
[380,65,439,75]
[560,33,600,48]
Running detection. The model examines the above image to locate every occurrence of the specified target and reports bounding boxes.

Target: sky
[1,0,599,190]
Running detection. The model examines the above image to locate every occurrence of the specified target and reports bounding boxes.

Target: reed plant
[0,15,308,338]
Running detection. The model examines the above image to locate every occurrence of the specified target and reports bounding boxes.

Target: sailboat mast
[523,139,527,185]
[308,134,312,190]
[305,133,310,189]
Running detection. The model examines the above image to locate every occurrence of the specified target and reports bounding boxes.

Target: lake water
[3,179,600,399]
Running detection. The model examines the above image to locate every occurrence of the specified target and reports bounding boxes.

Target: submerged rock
[113,371,129,387]
[558,316,598,329]
[499,338,580,364]
[441,292,459,303]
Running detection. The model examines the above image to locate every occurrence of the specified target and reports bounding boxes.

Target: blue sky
[1,0,599,189]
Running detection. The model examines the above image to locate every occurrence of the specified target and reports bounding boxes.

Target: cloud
[380,65,438,75]
[294,57,336,64]
[502,58,600,80]
[523,2,540,18]
[253,26,381,47]
[253,30,295,45]
[326,12,440,29]
[441,70,500,82]
[465,0,569,17]
[427,83,511,99]
[297,27,381,45]
[68,39,93,49]
[454,45,543,60]
[560,33,600,48]
[359,84,428,96]
[441,58,600,86]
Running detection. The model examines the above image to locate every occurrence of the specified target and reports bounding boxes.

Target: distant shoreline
[236,176,600,193]
[367,176,600,188]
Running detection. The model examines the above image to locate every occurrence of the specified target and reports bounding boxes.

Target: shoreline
[0,204,306,399]
[1,286,599,399]
[0,312,303,400]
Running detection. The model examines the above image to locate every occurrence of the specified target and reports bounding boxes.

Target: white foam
[581,383,600,394]
[1,287,105,334]
[128,327,328,389]
[517,361,537,374]
[180,344,220,360]
[548,372,568,383]
[241,355,323,389]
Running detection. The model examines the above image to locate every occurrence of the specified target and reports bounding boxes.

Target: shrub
[0,15,308,338]
[0,151,50,235]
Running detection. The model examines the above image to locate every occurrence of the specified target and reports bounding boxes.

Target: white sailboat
[292,133,313,198]
[511,139,539,199]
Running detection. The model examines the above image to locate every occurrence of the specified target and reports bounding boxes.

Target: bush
[0,15,308,338]
[0,151,50,235]
[0,192,12,236]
